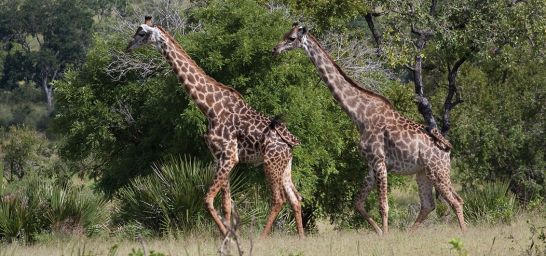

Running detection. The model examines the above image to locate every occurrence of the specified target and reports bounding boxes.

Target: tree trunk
[411,26,438,132]
[41,74,54,111]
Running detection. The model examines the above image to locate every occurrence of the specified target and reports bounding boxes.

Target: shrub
[0,174,45,243]
[44,184,108,236]
[0,174,109,243]
[461,182,516,224]
[115,156,216,234]
[509,167,545,204]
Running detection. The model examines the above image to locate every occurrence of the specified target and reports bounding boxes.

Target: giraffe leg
[204,155,238,236]
[355,169,382,235]
[433,174,466,232]
[374,160,389,235]
[409,172,435,231]
[221,181,232,229]
[260,177,285,239]
[282,158,305,239]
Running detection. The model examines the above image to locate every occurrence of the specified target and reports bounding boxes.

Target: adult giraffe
[126,16,305,238]
[272,23,465,235]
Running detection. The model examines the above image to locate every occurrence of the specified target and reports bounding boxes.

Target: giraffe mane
[307,34,394,108]
[155,26,244,100]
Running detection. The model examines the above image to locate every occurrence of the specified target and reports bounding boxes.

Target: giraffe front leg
[355,169,382,235]
[221,181,232,229]
[204,151,238,236]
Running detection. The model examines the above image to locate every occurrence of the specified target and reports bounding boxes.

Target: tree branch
[365,13,382,48]
[429,0,438,17]
[441,56,467,135]
[410,21,437,131]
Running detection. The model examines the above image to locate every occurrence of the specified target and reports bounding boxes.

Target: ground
[1,215,544,256]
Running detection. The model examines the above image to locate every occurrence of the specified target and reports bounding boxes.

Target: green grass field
[1,215,544,256]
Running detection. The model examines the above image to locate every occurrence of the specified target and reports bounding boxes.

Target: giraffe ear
[292,22,299,28]
[297,26,307,37]
[144,16,152,26]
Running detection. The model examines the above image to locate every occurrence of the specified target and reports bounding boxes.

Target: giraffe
[272,23,465,235]
[126,16,305,238]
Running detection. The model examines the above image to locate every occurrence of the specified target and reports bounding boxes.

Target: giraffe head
[126,16,163,52]
[272,22,308,56]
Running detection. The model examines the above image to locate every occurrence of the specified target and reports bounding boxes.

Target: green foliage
[53,35,203,192]
[461,182,516,224]
[450,49,545,200]
[0,174,108,243]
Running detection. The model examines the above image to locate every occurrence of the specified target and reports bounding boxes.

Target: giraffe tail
[269,117,301,147]
[427,127,452,151]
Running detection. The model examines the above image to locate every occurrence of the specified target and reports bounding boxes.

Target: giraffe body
[273,23,465,235]
[127,17,304,238]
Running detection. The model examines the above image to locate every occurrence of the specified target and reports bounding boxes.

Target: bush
[0,174,109,243]
[509,167,545,204]
[461,182,516,224]
[115,156,216,234]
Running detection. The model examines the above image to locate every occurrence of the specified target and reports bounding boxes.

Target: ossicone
[144,16,152,25]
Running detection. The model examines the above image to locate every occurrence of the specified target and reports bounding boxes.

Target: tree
[0,0,120,110]
[0,126,51,181]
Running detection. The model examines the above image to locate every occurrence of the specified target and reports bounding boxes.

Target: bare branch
[105,1,202,81]
[365,13,382,48]
[113,98,136,125]
[219,202,244,256]
[430,0,438,16]
[137,234,149,256]
[321,32,395,91]
[106,50,169,81]
[441,56,467,135]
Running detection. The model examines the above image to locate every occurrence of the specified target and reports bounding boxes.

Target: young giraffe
[273,23,465,235]
[127,16,305,238]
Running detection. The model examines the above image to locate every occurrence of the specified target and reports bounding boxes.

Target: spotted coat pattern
[127,18,304,238]
[273,24,465,235]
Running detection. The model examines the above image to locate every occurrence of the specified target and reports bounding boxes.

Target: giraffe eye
[288,36,296,42]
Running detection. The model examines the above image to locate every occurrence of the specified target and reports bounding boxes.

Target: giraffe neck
[154,27,244,118]
[301,35,392,123]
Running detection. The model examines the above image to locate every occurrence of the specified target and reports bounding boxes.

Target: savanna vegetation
[0,0,544,255]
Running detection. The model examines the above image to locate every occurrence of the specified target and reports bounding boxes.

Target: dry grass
[1,214,544,256]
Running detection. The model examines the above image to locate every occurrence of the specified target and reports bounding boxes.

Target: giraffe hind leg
[260,176,285,239]
[410,172,435,231]
[282,158,305,238]
[433,174,466,232]
[374,160,389,235]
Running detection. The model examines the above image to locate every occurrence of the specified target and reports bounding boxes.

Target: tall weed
[461,181,516,224]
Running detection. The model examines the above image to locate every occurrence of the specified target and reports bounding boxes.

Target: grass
[1,215,544,256]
